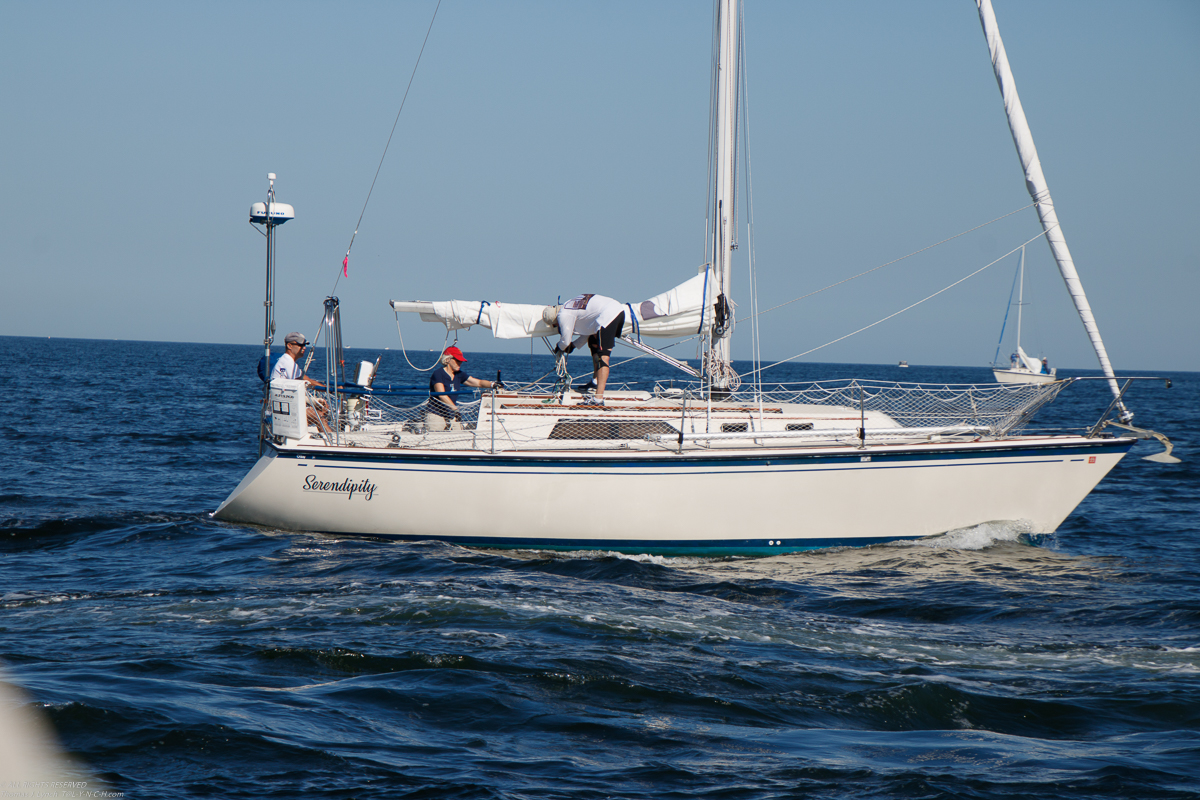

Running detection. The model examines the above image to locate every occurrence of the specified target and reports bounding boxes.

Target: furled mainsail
[391,271,712,341]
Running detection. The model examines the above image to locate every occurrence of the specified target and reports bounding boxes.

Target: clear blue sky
[2,1,1196,372]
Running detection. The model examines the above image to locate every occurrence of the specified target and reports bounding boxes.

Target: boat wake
[901,519,1038,551]
[476,522,1042,567]
[488,547,717,568]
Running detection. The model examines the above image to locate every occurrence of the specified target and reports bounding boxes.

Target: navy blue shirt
[429,367,471,418]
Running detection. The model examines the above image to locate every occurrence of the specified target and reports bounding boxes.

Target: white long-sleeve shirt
[272,352,303,381]
[556,294,624,350]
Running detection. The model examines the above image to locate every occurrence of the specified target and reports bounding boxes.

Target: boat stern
[212,449,278,523]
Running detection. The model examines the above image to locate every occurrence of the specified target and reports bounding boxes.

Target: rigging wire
[992,248,1023,366]
[1025,253,1049,359]
[741,227,1056,380]
[607,334,701,371]
[515,334,705,386]
[737,202,1035,326]
[506,337,565,387]
[393,310,449,372]
[329,0,443,298]
[722,3,741,259]
[703,0,720,269]
[737,0,762,398]
[697,0,721,368]
[301,310,325,374]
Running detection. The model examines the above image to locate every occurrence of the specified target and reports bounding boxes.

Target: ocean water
[2,335,1198,799]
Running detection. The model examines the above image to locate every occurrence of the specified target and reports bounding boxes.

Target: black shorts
[588,311,625,358]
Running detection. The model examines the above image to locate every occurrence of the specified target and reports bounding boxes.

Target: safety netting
[713,379,1068,435]
[282,378,1067,452]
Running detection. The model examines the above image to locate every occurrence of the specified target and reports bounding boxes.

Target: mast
[976,0,1129,419]
[707,0,740,389]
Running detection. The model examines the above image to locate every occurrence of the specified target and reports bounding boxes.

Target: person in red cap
[427,346,500,431]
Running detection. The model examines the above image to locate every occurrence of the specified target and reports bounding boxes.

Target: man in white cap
[543,294,625,404]
[272,332,320,386]
[272,331,329,433]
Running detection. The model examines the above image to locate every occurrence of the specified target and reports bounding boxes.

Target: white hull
[992,368,1057,385]
[214,434,1133,555]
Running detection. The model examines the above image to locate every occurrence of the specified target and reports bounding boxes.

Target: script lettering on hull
[303,475,377,501]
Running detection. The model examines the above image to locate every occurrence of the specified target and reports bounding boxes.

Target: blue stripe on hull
[277,437,1134,474]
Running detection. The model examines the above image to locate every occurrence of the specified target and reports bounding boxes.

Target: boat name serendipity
[302,475,377,501]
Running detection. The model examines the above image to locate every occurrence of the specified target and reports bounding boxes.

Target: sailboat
[213,0,1173,555]
[992,246,1056,384]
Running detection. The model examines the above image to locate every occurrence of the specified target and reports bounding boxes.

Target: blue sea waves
[2,337,1197,798]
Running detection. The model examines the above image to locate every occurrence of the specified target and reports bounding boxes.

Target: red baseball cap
[444,346,467,363]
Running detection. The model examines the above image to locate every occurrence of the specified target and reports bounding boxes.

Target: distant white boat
[898,361,909,368]
[994,351,1055,384]
[992,246,1056,384]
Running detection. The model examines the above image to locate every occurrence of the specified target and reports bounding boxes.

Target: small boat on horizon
[991,245,1057,385]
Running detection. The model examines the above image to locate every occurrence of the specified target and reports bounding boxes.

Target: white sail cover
[391,271,712,340]
[1015,346,1041,374]
[977,0,1124,410]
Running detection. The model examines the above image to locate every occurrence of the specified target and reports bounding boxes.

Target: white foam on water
[611,551,719,567]
[426,582,1199,677]
[900,519,1036,551]
[494,547,717,567]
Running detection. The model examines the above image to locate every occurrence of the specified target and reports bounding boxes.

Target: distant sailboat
[992,246,1056,385]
